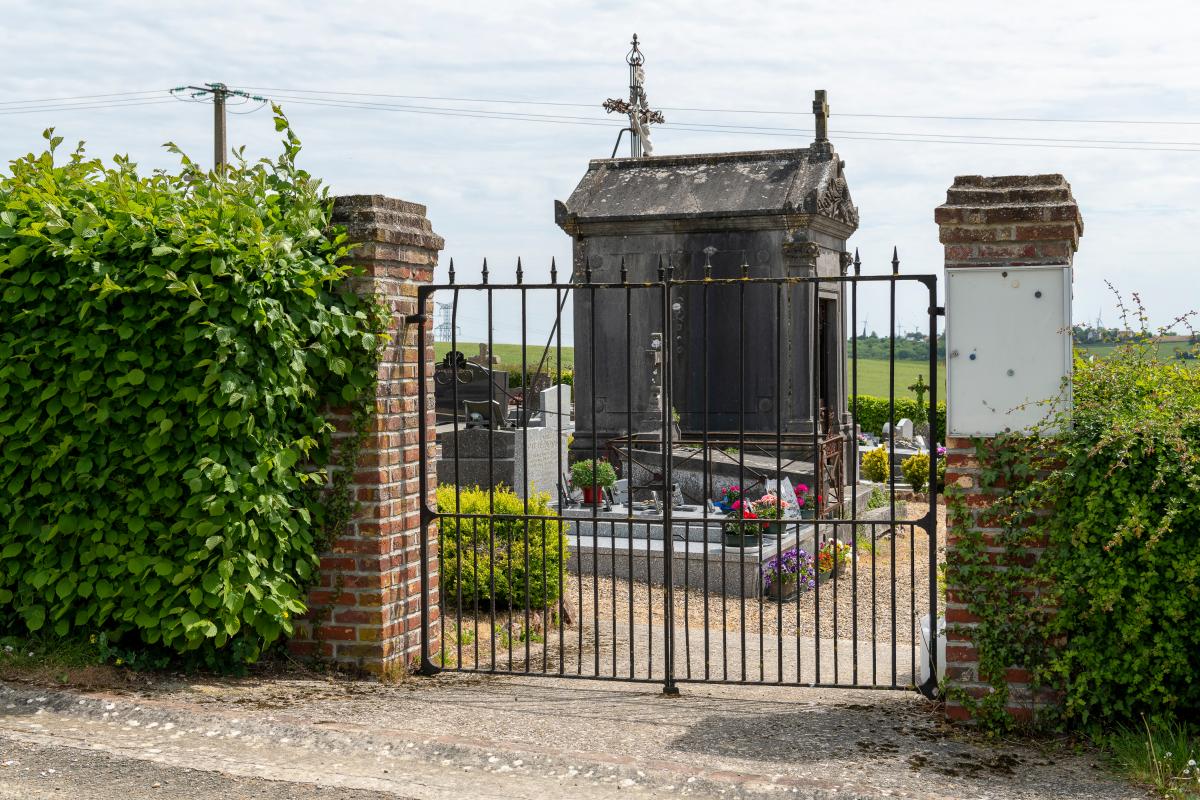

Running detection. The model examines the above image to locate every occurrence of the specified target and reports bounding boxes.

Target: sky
[3,0,1199,347]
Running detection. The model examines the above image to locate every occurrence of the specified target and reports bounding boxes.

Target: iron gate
[415,254,941,696]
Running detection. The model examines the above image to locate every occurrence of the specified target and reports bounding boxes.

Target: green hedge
[437,485,566,609]
[0,115,385,666]
[1041,346,1200,724]
[852,395,946,443]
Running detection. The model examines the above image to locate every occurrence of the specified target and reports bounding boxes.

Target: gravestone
[433,351,508,420]
[556,91,859,468]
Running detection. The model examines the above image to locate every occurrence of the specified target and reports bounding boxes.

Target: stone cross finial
[813,89,830,143]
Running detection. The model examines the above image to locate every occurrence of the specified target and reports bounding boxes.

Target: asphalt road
[0,738,410,800]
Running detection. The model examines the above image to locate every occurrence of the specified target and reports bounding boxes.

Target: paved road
[0,676,1148,799]
[0,738,408,799]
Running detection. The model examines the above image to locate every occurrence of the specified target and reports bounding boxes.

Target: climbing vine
[946,302,1200,731]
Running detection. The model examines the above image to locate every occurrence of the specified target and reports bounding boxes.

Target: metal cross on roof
[603,34,665,158]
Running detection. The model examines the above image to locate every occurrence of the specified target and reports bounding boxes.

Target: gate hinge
[930,305,945,317]
[405,313,428,325]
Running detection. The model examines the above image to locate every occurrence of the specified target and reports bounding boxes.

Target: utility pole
[212,84,227,172]
[170,83,267,173]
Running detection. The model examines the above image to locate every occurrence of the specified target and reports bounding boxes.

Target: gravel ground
[439,503,945,680]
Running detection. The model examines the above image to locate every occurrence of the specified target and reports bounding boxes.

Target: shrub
[861,446,890,483]
[953,314,1200,729]
[853,395,946,443]
[0,114,385,666]
[437,485,566,609]
[901,452,930,493]
[1039,338,1200,724]
[570,458,616,489]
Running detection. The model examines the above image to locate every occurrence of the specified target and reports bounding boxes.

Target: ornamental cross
[908,373,929,418]
[603,34,665,158]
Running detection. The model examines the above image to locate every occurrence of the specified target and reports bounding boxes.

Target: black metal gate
[415,254,941,696]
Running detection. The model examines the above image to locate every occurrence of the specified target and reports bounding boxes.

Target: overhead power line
[0,98,178,116]
[2,85,1200,153]
[233,85,1200,127]
[247,92,1200,153]
[0,89,167,107]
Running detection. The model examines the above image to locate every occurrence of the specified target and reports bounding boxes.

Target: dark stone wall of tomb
[570,230,827,458]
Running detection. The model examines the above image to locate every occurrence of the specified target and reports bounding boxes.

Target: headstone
[468,343,498,366]
[540,383,567,427]
[612,478,629,506]
[463,399,507,429]
[897,418,914,440]
[434,358,507,419]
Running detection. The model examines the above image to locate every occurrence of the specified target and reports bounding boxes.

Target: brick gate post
[289,194,444,676]
[935,175,1084,722]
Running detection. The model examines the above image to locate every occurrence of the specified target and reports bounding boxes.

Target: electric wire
[3,86,1200,152]
[231,85,1200,127]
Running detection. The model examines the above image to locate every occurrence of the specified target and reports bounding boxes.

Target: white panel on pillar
[946,266,1072,437]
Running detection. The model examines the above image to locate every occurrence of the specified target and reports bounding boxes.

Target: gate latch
[929,305,945,317]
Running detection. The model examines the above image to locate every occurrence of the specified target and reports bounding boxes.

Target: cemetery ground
[0,500,1156,800]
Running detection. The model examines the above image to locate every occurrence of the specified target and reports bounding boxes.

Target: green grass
[1102,717,1200,798]
[434,342,575,371]
[430,341,1192,400]
[850,358,945,400]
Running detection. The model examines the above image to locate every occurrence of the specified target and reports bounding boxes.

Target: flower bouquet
[749,491,792,537]
[761,547,816,600]
[793,483,816,519]
[816,539,852,582]
[714,483,743,513]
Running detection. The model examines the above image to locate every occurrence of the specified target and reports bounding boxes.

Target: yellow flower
[114,658,124,666]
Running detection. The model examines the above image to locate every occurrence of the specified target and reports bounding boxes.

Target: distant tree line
[849,332,945,361]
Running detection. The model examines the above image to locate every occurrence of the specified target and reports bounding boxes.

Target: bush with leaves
[949,304,1200,729]
[0,112,386,668]
[901,452,930,493]
[861,445,890,483]
[853,395,946,443]
[437,485,566,609]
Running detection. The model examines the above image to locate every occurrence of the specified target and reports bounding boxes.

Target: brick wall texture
[936,174,1083,722]
[288,195,444,676]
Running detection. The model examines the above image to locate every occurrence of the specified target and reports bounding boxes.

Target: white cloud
[3,0,1199,341]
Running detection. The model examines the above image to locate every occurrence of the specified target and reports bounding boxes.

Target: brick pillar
[289,194,444,676]
[935,175,1083,722]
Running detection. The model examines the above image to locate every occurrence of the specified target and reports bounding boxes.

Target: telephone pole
[170,83,267,173]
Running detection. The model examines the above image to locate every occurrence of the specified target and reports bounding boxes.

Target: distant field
[850,358,945,400]
[431,340,1193,399]
[434,342,576,371]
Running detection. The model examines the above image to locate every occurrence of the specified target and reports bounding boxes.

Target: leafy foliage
[948,303,1200,730]
[901,452,930,493]
[0,112,386,667]
[569,458,616,489]
[853,394,946,443]
[860,446,890,483]
[437,485,567,609]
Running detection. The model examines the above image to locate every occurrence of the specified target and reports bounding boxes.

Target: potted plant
[793,483,815,519]
[570,458,617,505]
[722,505,763,548]
[749,491,792,536]
[816,539,851,582]
[761,547,816,601]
